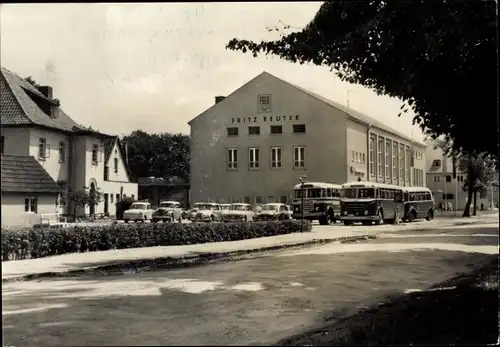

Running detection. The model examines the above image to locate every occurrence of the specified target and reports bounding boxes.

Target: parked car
[187,202,204,220]
[219,203,231,217]
[152,201,184,223]
[123,202,154,223]
[254,203,292,221]
[192,203,223,222]
[223,203,255,222]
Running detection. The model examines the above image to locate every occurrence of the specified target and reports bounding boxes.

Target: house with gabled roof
[1,67,137,227]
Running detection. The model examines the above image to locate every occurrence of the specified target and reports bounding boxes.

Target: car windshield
[160,202,177,208]
[230,205,248,211]
[342,188,357,198]
[130,204,147,210]
[198,204,215,210]
[262,205,279,211]
[221,206,230,210]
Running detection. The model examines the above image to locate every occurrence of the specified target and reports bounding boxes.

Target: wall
[28,127,71,183]
[345,119,368,182]
[95,181,138,217]
[105,141,130,182]
[0,127,30,156]
[189,73,347,204]
[1,194,57,228]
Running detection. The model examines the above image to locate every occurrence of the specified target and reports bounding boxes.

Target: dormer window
[432,159,442,167]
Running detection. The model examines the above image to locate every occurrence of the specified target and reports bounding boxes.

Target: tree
[123,130,190,181]
[60,182,103,220]
[226,1,497,158]
[462,154,498,216]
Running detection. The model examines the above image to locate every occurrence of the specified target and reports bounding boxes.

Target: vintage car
[222,203,255,222]
[123,202,154,223]
[152,201,184,223]
[191,203,223,222]
[254,203,292,221]
[187,202,204,220]
[219,204,231,216]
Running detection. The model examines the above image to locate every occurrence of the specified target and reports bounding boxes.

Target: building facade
[0,67,137,227]
[188,72,427,205]
[425,146,498,210]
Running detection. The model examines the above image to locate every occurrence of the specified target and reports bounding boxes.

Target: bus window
[308,189,322,198]
[394,191,403,203]
[425,193,432,200]
[327,189,332,197]
[389,190,395,199]
[321,189,327,197]
[334,189,341,198]
[294,190,304,198]
[359,188,375,199]
[342,188,357,198]
[409,193,415,201]
[403,192,409,202]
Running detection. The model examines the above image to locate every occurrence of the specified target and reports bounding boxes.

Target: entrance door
[104,193,109,215]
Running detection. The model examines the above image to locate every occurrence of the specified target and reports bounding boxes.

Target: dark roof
[103,137,116,163]
[0,67,110,136]
[104,137,134,181]
[1,154,60,194]
[189,71,426,147]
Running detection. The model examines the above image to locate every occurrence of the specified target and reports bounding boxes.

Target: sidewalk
[2,214,497,283]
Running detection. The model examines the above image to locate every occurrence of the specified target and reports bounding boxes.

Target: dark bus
[340,181,404,225]
[402,187,435,222]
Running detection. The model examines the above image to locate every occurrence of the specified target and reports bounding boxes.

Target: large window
[369,135,376,176]
[227,148,238,169]
[399,145,405,182]
[293,146,305,168]
[377,138,384,177]
[92,144,99,165]
[385,141,391,179]
[271,147,282,168]
[248,147,260,169]
[405,146,411,182]
[392,142,398,180]
[38,138,48,160]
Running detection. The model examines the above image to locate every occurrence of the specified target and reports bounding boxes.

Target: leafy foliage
[123,130,190,181]
[1,220,312,261]
[59,182,103,219]
[227,1,497,157]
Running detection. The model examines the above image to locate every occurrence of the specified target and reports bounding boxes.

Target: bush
[1,220,312,261]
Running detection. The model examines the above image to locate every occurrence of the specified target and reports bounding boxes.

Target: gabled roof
[0,67,110,137]
[189,71,426,147]
[1,154,60,194]
[103,136,134,181]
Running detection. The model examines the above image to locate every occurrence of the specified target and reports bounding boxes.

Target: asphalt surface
[2,222,498,346]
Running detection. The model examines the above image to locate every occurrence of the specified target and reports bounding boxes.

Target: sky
[0,2,424,141]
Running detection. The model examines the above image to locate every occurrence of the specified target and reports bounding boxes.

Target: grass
[277,257,499,346]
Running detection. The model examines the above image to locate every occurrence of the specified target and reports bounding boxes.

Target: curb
[2,234,377,284]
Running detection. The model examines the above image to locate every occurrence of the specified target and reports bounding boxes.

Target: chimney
[215,96,226,104]
[38,86,53,99]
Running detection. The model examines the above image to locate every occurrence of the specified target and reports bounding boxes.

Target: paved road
[2,223,498,346]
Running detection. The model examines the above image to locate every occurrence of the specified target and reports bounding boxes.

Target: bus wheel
[375,210,383,225]
[426,209,434,221]
[409,210,416,222]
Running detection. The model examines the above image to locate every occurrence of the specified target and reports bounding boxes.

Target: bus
[340,181,404,226]
[402,187,435,222]
[292,182,342,225]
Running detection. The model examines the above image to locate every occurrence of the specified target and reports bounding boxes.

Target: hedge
[1,220,312,261]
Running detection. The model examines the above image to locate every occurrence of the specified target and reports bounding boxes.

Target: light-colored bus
[402,187,435,222]
[292,182,342,225]
[340,181,404,225]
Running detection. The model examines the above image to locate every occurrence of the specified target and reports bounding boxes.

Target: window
[369,135,376,176]
[443,193,454,200]
[244,196,251,204]
[227,127,238,136]
[457,175,464,182]
[405,146,411,181]
[355,152,359,163]
[255,196,263,204]
[58,141,65,163]
[249,147,260,169]
[258,94,272,113]
[352,151,355,162]
[377,138,384,177]
[104,166,109,180]
[434,176,440,183]
[432,159,442,167]
[248,126,260,135]
[24,197,37,213]
[392,143,398,179]
[131,194,135,200]
[446,175,451,183]
[270,125,282,134]
[38,138,49,160]
[0,136,4,154]
[362,153,365,164]
[293,124,306,133]
[399,145,405,182]
[116,194,120,202]
[227,148,238,170]
[267,196,275,203]
[110,194,114,203]
[114,158,118,173]
[271,147,282,168]
[385,141,391,179]
[294,146,305,168]
[92,144,99,164]
[280,195,288,204]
